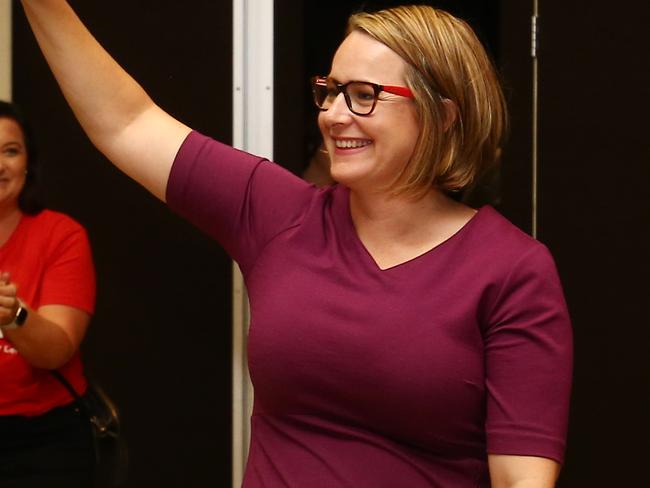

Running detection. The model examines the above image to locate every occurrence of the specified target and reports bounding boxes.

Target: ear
[441,98,458,132]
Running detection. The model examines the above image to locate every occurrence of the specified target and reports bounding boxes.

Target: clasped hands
[0,271,21,327]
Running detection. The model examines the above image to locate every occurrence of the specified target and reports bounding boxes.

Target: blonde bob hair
[347,5,508,197]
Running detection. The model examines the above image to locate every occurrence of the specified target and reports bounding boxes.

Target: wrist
[1,299,29,330]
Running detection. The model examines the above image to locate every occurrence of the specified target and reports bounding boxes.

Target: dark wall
[537,2,650,486]
[498,0,534,232]
[12,1,233,486]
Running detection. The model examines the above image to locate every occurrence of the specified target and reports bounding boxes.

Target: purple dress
[167,132,572,487]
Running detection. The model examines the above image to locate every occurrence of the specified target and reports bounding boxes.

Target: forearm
[1,304,81,370]
[489,455,559,488]
[495,480,555,488]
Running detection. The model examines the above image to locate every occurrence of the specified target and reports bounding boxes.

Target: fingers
[0,271,19,325]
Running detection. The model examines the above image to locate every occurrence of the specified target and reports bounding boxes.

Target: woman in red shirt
[0,100,96,487]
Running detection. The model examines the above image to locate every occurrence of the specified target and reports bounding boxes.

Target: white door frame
[0,0,12,100]
[231,1,273,486]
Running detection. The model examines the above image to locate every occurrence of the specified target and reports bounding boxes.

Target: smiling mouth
[334,139,372,149]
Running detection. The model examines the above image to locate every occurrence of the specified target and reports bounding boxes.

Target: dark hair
[0,100,45,214]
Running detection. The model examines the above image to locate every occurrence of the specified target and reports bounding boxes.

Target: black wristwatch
[2,300,28,330]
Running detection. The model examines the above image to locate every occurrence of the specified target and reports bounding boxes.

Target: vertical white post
[0,0,12,100]
[531,0,539,239]
[232,1,273,486]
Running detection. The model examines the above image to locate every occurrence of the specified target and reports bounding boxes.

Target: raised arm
[20,0,191,200]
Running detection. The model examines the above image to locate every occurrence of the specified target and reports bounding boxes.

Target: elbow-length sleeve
[484,244,573,464]
[165,131,316,273]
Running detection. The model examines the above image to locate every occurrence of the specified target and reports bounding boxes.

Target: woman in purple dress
[19,1,572,486]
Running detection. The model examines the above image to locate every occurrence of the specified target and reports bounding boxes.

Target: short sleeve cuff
[487,429,566,464]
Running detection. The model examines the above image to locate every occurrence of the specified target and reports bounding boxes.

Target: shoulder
[176,130,265,165]
[459,206,562,292]
[23,209,86,232]
[167,130,314,210]
[169,131,268,187]
[464,207,567,321]
[466,206,552,263]
[474,206,539,246]
[20,210,89,248]
[171,130,311,186]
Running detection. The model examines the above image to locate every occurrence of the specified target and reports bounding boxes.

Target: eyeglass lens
[313,79,377,115]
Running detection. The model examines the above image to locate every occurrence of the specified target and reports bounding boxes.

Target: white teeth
[335,139,371,149]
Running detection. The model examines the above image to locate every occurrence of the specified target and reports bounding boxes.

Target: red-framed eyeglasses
[311,76,414,116]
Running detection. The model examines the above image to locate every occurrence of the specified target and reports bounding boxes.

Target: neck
[349,186,452,236]
[347,185,475,270]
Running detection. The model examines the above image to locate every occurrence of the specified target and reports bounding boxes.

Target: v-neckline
[339,187,486,272]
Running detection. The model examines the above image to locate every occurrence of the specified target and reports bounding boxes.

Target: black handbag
[51,371,128,487]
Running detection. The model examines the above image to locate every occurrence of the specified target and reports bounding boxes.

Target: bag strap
[51,371,119,439]
[50,370,82,398]
[51,370,121,428]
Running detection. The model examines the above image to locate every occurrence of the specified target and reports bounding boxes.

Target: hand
[0,271,20,326]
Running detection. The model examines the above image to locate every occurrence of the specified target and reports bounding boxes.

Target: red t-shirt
[0,210,95,416]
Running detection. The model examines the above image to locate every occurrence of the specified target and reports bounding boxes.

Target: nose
[321,92,352,127]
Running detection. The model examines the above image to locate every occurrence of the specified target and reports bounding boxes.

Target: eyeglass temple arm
[381,85,413,98]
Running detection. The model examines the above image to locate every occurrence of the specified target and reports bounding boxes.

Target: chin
[330,170,360,189]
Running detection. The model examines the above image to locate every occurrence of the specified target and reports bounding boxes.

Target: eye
[2,147,20,157]
[348,82,376,105]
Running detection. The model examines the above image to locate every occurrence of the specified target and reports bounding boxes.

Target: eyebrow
[1,141,24,149]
